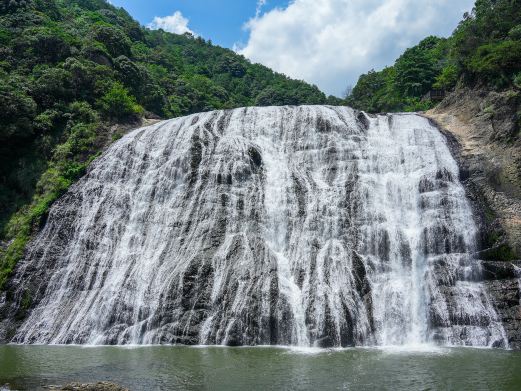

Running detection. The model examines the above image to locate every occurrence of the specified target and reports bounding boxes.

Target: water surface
[1,345,520,390]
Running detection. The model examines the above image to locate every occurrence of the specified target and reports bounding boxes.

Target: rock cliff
[426,87,521,348]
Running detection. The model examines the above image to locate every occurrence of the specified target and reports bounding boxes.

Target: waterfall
[5,106,507,347]
[515,266,521,307]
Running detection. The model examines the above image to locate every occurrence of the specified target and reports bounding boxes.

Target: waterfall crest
[7,106,507,347]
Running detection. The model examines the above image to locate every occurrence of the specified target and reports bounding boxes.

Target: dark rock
[481,261,518,280]
[48,382,129,391]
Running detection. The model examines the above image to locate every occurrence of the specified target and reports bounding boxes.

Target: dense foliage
[347,0,521,112]
[0,0,338,287]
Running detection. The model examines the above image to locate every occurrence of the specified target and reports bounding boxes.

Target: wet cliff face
[0,106,508,347]
[429,88,521,256]
[427,87,521,348]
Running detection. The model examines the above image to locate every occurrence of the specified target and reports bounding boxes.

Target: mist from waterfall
[7,106,507,348]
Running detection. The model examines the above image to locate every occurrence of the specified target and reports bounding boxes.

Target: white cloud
[239,0,474,96]
[256,0,267,17]
[148,11,196,36]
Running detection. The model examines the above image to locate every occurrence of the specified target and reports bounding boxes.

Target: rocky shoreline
[0,382,129,391]
[47,382,129,391]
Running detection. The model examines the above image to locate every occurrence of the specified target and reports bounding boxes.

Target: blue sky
[109,0,475,96]
[109,0,288,48]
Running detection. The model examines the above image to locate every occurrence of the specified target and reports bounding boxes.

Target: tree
[395,46,438,97]
[91,25,131,58]
[468,40,521,83]
[0,78,37,141]
[342,85,353,99]
[97,82,143,121]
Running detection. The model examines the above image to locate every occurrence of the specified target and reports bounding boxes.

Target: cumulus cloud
[148,11,196,36]
[239,0,474,96]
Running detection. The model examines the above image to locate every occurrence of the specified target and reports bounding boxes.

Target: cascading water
[515,266,521,307]
[3,106,508,348]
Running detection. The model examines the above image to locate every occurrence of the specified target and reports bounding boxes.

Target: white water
[8,106,507,348]
[515,266,521,307]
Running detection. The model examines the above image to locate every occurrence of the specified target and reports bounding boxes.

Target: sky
[109,0,475,97]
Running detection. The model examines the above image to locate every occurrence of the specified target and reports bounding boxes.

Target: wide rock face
[483,261,521,348]
[0,106,508,347]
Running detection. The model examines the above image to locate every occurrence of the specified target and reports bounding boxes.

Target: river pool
[0,345,520,390]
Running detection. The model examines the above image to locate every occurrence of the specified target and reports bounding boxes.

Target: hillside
[0,0,341,287]
[346,0,521,114]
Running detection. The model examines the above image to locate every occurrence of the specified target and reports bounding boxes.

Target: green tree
[0,77,36,141]
[91,24,131,58]
[97,82,143,121]
[394,40,439,97]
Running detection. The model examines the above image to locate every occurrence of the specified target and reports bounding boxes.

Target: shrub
[114,55,142,87]
[68,101,99,124]
[481,243,518,262]
[54,123,96,162]
[0,28,10,44]
[402,97,435,112]
[25,26,74,64]
[508,25,521,40]
[468,40,521,78]
[0,78,37,141]
[32,67,74,107]
[34,109,62,133]
[215,55,246,77]
[80,41,112,66]
[514,73,521,89]
[0,0,30,14]
[433,64,459,90]
[91,24,131,58]
[394,43,439,98]
[97,82,143,121]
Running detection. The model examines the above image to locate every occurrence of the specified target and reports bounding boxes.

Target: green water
[0,345,520,390]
